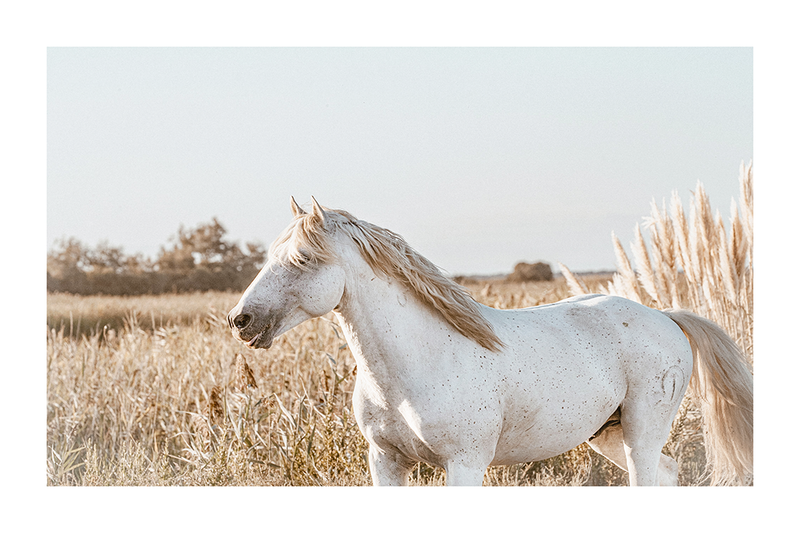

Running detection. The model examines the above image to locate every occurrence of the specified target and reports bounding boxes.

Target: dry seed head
[716,212,738,304]
[730,200,747,283]
[611,232,641,303]
[190,412,210,445]
[648,230,668,294]
[651,198,681,308]
[232,353,258,393]
[739,161,753,245]
[632,224,661,306]
[670,191,694,286]
[557,263,588,296]
[694,182,716,256]
[204,386,224,424]
[688,188,710,288]
[480,283,494,299]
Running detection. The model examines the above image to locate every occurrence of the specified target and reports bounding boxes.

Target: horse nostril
[233,313,252,330]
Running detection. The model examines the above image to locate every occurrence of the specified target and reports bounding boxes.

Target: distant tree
[156,218,265,274]
[123,252,151,275]
[243,242,267,271]
[47,219,266,294]
[86,240,128,274]
[47,237,90,278]
[47,237,88,293]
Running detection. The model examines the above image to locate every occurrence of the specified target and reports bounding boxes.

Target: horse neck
[331,248,445,374]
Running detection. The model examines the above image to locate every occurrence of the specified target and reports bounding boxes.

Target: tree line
[47,219,267,295]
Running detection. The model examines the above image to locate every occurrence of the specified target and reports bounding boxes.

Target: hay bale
[507,261,553,282]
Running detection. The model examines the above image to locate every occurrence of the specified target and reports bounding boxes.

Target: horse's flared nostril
[233,313,252,330]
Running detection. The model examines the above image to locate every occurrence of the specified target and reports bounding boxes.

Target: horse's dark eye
[296,252,311,266]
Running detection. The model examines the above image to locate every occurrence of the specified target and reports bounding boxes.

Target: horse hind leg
[587,410,678,486]
[619,360,690,486]
[619,379,688,486]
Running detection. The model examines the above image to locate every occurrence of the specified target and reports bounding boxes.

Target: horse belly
[492,396,623,464]
[490,355,626,465]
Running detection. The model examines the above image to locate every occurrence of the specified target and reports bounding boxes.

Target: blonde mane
[272,208,504,352]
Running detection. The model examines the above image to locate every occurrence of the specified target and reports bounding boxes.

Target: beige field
[47,276,704,487]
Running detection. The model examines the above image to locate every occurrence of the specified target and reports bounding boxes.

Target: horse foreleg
[368,446,414,486]
[444,460,486,486]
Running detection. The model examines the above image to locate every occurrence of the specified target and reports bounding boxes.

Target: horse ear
[290,196,307,217]
[310,196,329,227]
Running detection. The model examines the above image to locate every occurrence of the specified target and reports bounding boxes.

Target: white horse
[228,198,753,486]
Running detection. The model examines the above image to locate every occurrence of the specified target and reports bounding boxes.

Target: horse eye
[296,252,311,266]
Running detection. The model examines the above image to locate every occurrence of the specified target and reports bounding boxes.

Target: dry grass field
[46,165,752,487]
[45,277,690,487]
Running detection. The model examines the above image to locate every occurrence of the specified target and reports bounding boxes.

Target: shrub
[507,261,553,282]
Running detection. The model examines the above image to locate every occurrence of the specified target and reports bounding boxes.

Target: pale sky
[47,47,752,274]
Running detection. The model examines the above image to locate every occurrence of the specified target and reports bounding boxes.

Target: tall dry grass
[47,281,639,486]
[47,295,370,486]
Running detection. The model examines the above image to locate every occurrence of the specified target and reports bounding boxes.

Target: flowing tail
[662,309,753,485]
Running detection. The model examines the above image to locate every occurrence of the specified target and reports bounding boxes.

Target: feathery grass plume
[739,160,753,247]
[716,212,737,304]
[610,232,642,303]
[669,190,690,277]
[199,386,224,445]
[691,182,716,275]
[557,263,588,295]
[688,189,706,309]
[730,200,747,290]
[189,410,210,448]
[670,189,703,310]
[644,205,667,304]
[690,182,719,317]
[632,223,662,307]
[647,198,682,308]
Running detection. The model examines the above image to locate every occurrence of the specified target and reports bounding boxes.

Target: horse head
[227,197,346,349]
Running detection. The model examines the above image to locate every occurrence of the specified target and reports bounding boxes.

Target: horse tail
[662,309,753,485]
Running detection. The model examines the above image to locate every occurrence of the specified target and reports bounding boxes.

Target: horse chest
[351,371,503,467]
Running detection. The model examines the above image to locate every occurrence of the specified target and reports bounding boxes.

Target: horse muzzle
[228,309,281,350]
[245,327,275,349]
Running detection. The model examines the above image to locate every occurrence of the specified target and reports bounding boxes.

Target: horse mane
[272,208,504,352]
